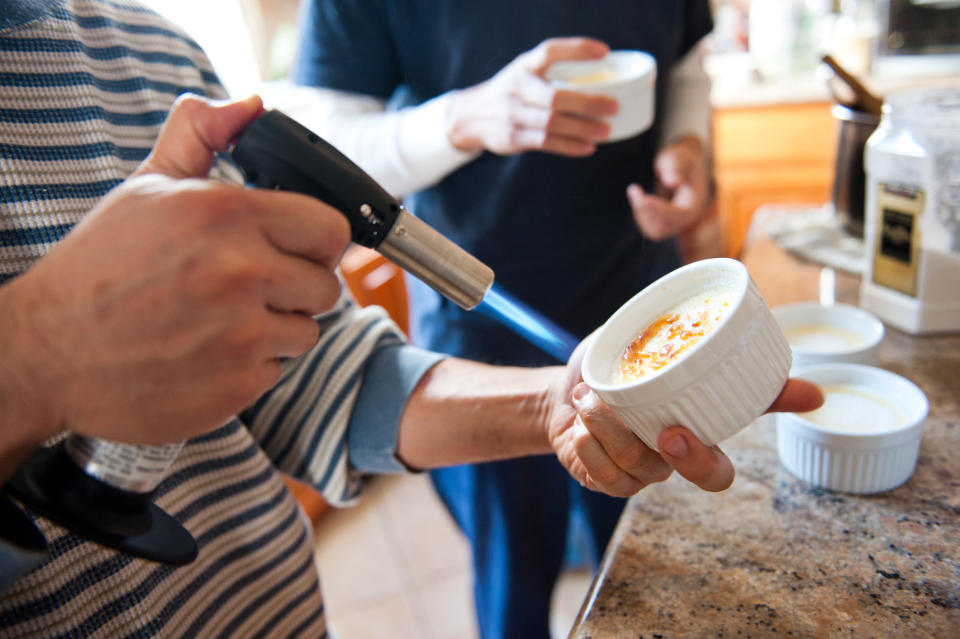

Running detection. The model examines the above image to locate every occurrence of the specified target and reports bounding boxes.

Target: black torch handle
[230,109,401,249]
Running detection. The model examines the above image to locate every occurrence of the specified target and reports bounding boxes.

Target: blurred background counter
[141,0,960,265]
[709,70,959,260]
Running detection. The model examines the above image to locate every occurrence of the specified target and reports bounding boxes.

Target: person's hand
[545,341,824,496]
[626,135,712,241]
[0,94,351,453]
[445,37,619,157]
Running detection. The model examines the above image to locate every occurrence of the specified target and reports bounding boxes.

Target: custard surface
[567,69,618,85]
[614,289,732,384]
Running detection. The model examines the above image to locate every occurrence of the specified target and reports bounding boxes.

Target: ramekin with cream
[777,363,928,494]
[582,258,792,451]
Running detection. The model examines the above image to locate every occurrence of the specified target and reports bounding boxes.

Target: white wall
[139,0,265,97]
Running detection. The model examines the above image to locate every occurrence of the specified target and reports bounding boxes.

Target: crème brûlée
[567,69,618,85]
[614,289,733,384]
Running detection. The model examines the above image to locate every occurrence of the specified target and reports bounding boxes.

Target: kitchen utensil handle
[229,108,494,311]
[230,109,402,249]
[821,55,883,115]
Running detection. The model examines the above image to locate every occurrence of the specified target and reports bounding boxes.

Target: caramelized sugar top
[614,292,731,383]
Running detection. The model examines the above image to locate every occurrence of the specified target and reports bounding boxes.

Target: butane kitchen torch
[233,110,494,310]
[6,110,494,565]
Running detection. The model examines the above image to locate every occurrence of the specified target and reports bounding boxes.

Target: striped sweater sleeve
[240,287,414,505]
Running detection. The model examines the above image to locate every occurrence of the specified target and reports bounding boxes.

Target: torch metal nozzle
[378,210,493,310]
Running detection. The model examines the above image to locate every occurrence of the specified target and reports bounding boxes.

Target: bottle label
[65,435,183,493]
[872,182,924,297]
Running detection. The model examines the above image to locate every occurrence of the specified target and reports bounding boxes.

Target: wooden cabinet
[281,475,331,526]
[340,245,409,335]
[713,101,837,258]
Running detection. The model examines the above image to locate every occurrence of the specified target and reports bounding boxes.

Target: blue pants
[430,456,625,639]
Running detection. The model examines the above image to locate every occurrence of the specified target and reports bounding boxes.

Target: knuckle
[607,482,640,499]
[543,109,560,132]
[529,42,551,66]
[211,252,261,295]
[330,209,352,246]
[538,39,562,60]
[571,442,620,488]
[504,93,523,117]
[291,269,340,317]
[507,125,526,149]
[616,443,648,470]
[259,359,284,388]
[582,476,602,494]
[314,271,343,313]
[546,87,563,110]
[577,401,609,428]
[176,247,232,298]
[591,463,621,487]
[571,421,594,451]
[504,73,523,96]
[229,314,271,353]
[647,464,673,485]
[193,186,245,228]
[233,362,279,401]
[166,184,235,236]
[168,93,207,122]
[175,252,206,294]
[292,317,321,355]
[306,198,351,252]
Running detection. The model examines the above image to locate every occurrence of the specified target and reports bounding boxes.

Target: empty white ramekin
[581,258,792,451]
[777,363,929,494]
[545,50,657,142]
[772,302,885,371]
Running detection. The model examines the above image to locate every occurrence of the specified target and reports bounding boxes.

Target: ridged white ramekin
[581,258,792,451]
[772,302,885,372]
[777,363,929,494]
[545,50,657,142]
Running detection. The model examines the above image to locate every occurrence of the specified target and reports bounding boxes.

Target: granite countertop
[569,232,960,638]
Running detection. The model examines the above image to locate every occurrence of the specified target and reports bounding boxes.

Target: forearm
[396,358,563,470]
[281,87,477,198]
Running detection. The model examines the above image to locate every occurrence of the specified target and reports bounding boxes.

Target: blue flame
[474,283,579,362]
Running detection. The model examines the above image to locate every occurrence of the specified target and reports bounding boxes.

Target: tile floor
[313,473,593,639]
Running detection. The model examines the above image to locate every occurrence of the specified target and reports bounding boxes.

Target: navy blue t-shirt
[293,0,713,366]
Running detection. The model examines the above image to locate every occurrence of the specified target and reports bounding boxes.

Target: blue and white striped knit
[0,1,430,636]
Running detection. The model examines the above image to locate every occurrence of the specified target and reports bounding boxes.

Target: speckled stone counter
[569,234,960,638]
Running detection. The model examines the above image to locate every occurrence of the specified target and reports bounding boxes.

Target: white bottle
[860,88,960,335]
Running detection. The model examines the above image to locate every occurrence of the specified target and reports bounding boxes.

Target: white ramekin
[545,50,657,142]
[777,363,929,494]
[581,258,792,451]
[772,302,884,371]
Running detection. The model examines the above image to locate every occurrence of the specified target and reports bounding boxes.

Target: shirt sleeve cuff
[347,344,446,474]
[396,92,481,180]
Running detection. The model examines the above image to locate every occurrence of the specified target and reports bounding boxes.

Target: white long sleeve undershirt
[276,38,712,199]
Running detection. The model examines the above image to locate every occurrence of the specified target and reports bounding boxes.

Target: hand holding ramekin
[582,258,793,451]
[545,50,657,142]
